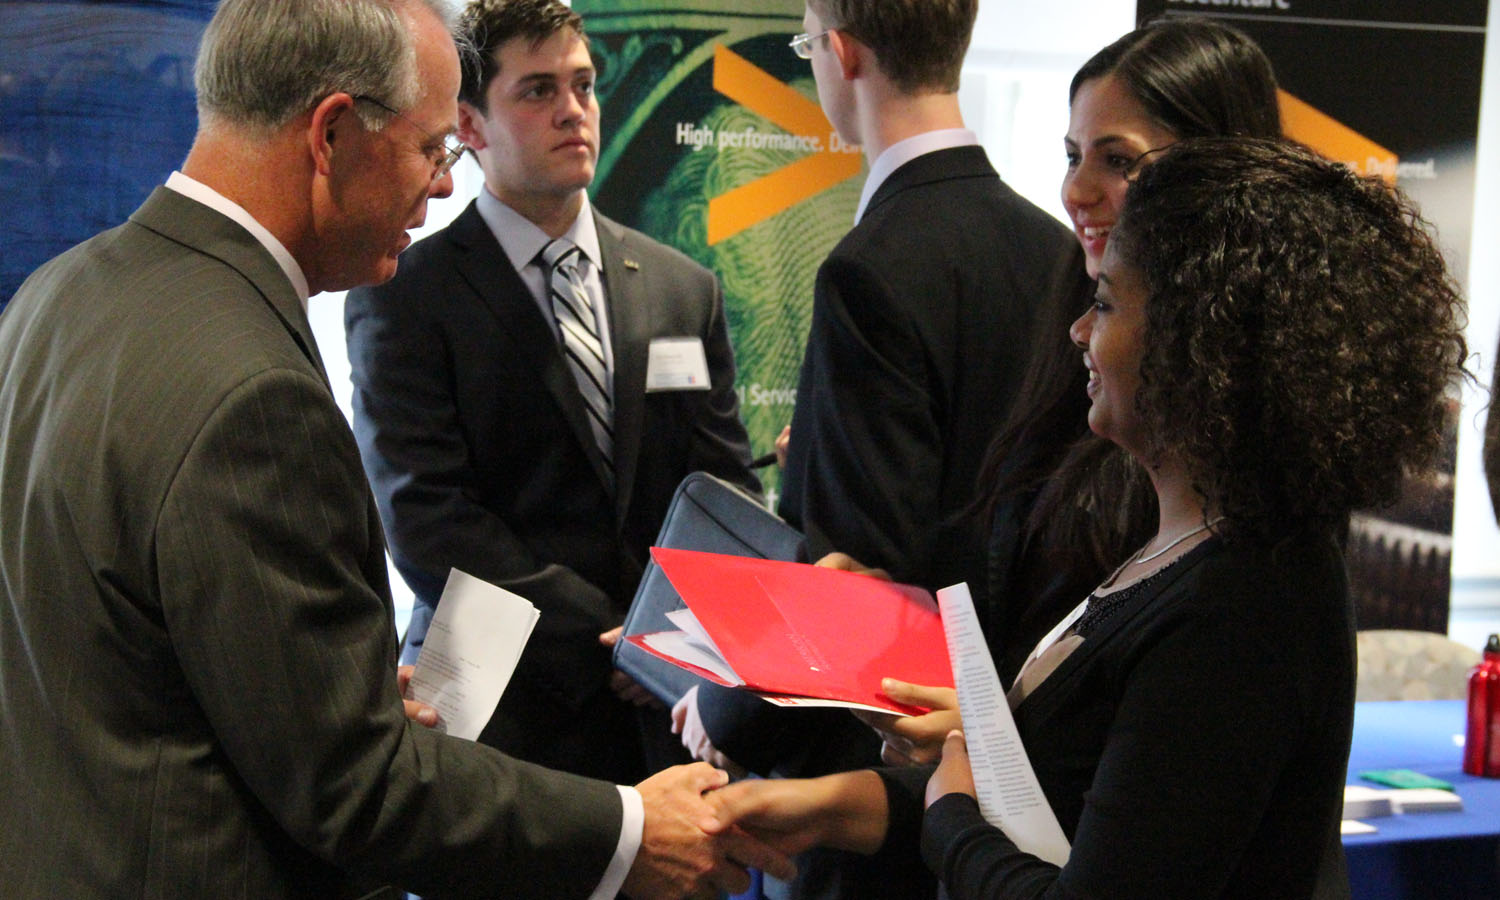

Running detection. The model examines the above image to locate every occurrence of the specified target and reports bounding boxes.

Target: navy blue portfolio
[613,471,804,705]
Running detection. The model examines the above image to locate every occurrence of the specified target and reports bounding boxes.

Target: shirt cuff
[588,785,643,900]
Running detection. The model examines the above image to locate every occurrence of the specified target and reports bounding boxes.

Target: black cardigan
[881,532,1355,899]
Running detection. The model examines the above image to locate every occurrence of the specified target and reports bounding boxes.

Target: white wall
[1450,0,1500,648]
[307,0,1500,645]
[959,2,1134,236]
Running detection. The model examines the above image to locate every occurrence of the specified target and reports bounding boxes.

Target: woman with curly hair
[978,14,1284,682]
[865,15,1285,763]
[714,137,1470,899]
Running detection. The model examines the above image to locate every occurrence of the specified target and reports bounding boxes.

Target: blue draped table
[1343,700,1500,899]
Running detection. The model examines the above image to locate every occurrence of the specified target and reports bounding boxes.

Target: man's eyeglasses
[353,94,467,182]
[789,29,832,59]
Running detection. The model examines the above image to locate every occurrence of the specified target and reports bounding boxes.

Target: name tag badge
[645,337,712,392]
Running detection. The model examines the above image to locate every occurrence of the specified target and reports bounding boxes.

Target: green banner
[578,0,866,507]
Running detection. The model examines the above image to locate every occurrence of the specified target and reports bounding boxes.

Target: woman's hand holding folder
[811,552,961,766]
[853,679,961,766]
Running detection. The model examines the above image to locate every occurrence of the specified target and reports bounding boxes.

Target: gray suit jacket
[345,202,757,779]
[0,187,622,899]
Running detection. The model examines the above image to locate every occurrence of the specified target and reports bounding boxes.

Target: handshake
[623,762,789,900]
[398,665,869,900]
[622,761,890,900]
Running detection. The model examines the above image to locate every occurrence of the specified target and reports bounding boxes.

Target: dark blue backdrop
[1,1,214,311]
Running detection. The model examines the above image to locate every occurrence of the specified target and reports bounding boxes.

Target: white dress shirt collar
[164,171,310,307]
[475,186,614,373]
[476,187,603,274]
[854,128,979,224]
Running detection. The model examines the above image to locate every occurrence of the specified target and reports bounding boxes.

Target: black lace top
[1073,553,1189,638]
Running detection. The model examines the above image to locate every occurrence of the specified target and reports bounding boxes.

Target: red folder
[627,547,953,714]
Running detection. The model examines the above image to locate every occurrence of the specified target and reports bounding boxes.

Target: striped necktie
[541,238,614,480]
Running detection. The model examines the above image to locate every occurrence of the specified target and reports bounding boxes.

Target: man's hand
[812,551,890,581]
[599,626,664,709]
[709,770,889,857]
[671,686,746,778]
[773,424,791,468]
[925,730,977,809]
[851,679,959,766]
[623,763,796,900]
[396,665,438,728]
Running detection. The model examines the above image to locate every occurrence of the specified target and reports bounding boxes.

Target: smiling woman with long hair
[714,138,1471,899]
[871,15,1287,759]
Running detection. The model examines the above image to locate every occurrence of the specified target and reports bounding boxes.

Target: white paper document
[639,609,743,685]
[1386,788,1463,814]
[407,569,539,741]
[937,582,1072,867]
[1341,785,1394,819]
[639,609,900,714]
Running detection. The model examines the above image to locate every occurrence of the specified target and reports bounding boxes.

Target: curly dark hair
[1112,137,1470,542]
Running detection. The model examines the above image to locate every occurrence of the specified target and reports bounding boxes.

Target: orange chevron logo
[706,45,863,245]
[1279,88,1397,185]
[701,64,1395,243]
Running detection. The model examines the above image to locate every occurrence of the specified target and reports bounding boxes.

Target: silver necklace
[1133,516,1225,565]
[1099,517,1225,591]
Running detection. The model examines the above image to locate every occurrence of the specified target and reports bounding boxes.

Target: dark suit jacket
[885,534,1355,899]
[701,144,1074,900]
[702,147,1074,764]
[345,200,757,779]
[779,145,1073,594]
[0,188,622,899]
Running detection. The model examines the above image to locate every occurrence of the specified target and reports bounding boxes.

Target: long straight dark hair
[1071,17,1281,139]
[974,17,1282,575]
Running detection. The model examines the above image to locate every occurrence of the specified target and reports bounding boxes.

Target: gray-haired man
[0,1,789,897]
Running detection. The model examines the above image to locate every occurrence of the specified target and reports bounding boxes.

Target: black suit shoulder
[596,210,711,273]
[780,145,1074,586]
[348,202,495,318]
[836,147,1070,289]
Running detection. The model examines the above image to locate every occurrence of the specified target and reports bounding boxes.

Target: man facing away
[686,0,1074,896]
[781,0,1074,627]
[0,1,788,897]
[344,0,760,786]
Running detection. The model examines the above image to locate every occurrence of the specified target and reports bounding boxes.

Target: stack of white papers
[1340,784,1464,834]
[1386,788,1463,814]
[937,583,1071,868]
[406,569,539,741]
[1341,785,1394,819]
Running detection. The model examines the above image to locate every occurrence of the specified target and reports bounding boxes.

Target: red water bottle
[1464,634,1500,777]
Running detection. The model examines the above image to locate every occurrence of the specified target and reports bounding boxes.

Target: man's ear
[457,101,487,149]
[827,29,862,81]
[308,92,357,177]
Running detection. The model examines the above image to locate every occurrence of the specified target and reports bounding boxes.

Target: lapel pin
[622,258,640,271]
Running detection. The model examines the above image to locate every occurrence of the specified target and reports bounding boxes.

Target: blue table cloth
[1343,700,1500,899]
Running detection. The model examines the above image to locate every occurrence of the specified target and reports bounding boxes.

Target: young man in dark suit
[344,0,760,785]
[782,0,1073,604]
[0,0,788,896]
[683,1,1075,895]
